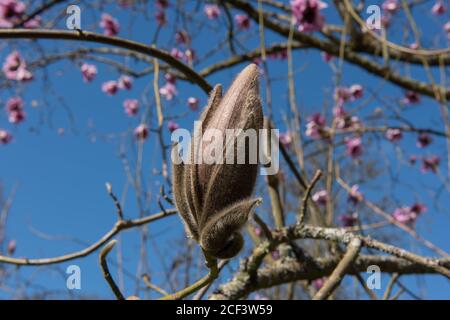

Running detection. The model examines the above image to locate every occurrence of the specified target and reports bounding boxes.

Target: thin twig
[99,240,124,300]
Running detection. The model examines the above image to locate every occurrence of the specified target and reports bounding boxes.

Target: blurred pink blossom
[417,133,432,148]
[279,131,293,148]
[167,120,179,133]
[100,13,120,36]
[340,213,358,227]
[402,91,421,105]
[134,124,149,140]
[0,129,12,145]
[235,14,251,30]
[118,75,132,90]
[159,82,177,100]
[175,29,190,45]
[170,48,184,60]
[421,155,440,173]
[204,4,221,19]
[382,0,400,13]
[291,0,327,32]
[306,113,327,140]
[2,51,33,82]
[155,11,166,26]
[312,189,328,206]
[0,0,26,27]
[102,81,119,95]
[393,203,426,226]
[123,99,139,116]
[431,1,446,15]
[345,137,363,158]
[187,97,199,110]
[80,63,97,82]
[385,128,403,142]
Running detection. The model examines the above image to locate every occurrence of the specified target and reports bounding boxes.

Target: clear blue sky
[0,1,449,299]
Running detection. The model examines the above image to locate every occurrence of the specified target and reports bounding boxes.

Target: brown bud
[172,64,263,259]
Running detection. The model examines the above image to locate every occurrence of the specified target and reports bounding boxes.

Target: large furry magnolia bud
[172,64,263,259]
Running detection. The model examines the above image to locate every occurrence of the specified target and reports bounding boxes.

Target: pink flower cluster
[339,213,358,227]
[385,128,403,142]
[123,99,139,116]
[159,73,177,101]
[134,123,149,140]
[100,13,120,36]
[279,131,293,148]
[204,4,221,20]
[187,97,199,111]
[312,189,328,206]
[6,96,25,124]
[0,129,12,145]
[235,14,251,30]
[305,113,327,140]
[345,136,363,159]
[431,1,446,15]
[392,203,427,226]
[155,0,168,26]
[334,84,364,107]
[0,0,40,28]
[2,51,33,82]
[291,0,327,32]
[80,63,97,82]
[102,75,133,95]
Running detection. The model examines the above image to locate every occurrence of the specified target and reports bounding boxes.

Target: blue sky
[0,1,449,299]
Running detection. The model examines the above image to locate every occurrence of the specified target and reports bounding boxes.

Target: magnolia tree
[0,0,449,300]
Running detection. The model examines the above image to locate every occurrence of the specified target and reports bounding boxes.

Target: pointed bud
[172,64,263,259]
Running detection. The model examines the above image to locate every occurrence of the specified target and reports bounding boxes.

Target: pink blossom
[204,4,221,20]
[165,73,176,84]
[349,84,364,100]
[409,42,419,50]
[306,113,327,139]
[102,81,119,95]
[0,0,26,27]
[123,99,139,116]
[100,13,120,36]
[134,124,149,140]
[382,0,400,13]
[80,63,97,82]
[167,120,179,133]
[385,128,403,142]
[187,97,199,110]
[421,155,440,173]
[184,48,196,64]
[393,203,426,226]
[417,133,432,148]
[345,137,363,158]
[118,75,132,90]
[7,239,16,255]
[6,97,26,124]
[312,189,328,206]
[402,91,421,105]
[291,0,327,32]
[0,129,12,145]
[170,48,184,60]
[159,82,177,100]
[431,1,446,15]
[340,213,358,227]
[2,51,33,82]
[348,184,363,205]
[279,131,293,148]
[254,226,262,237]
[155,11,166,26]
[235,14,251,30]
